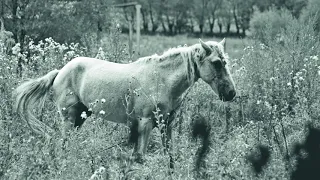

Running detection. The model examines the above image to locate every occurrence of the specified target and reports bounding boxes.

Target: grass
[1,22,319,179]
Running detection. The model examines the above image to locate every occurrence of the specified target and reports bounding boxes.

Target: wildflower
[257,100,261,105]
[81,111,87,119]
[264,101,272,110]
[88,108,93,112]
[311,55,318,61]
[269,77,276,82]
[299,77,304,81]
[62,107,66,111]
[287,82,292,86]
[101,98,106,103]
[99,110,105,115]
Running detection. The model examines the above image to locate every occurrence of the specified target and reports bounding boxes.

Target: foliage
[300,0,320,34]
[250,8,295,44]
[0,0,316,47]
[1,9,320,179]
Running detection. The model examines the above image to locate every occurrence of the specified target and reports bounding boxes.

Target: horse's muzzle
[220,89,236,102]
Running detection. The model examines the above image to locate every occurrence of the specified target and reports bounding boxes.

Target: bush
[234,12,320,178]
[300,0,320,34]
[250,8,295,44]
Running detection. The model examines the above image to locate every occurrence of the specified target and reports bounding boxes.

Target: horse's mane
[134,41,226,84]
[136,44,198,63]
[135,44,201,84]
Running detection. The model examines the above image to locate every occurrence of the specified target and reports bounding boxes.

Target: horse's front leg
[133,117,153,163]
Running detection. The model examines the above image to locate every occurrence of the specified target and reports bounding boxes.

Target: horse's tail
[14,69,60,135]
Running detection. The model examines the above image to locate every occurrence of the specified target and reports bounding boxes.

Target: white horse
[14,39,236,163]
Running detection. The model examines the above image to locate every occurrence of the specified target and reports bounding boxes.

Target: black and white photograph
[1,0,320,179]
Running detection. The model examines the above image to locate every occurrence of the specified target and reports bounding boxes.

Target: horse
[14,38,236,163]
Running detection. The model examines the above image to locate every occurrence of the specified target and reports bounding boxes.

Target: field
[1,25,320,180]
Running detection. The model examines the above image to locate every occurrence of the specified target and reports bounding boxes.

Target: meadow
[1,17,320,179]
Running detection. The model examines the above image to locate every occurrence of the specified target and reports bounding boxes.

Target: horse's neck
[157,53,196,100]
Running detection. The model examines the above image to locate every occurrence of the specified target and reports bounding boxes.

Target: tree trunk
[218,20,222,34]
[97,20,102,47]
[168,23,174,34]
[226,23,231,34]
[141,9,148,32]
[209,23,214,34]
[242,28,246,36]
[199,24,204,34]
[233,6,240,34]
[189,19,194,33]
[208,16,215,34]
[149,4,158,32]
[161,16,166,33]
[166,15,173,35]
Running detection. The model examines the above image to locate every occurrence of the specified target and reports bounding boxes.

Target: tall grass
[1,13,320,179]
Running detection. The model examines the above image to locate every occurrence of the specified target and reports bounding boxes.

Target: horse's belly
[90,99,129,124]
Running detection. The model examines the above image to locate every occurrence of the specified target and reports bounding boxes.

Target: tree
[215,0,232,34]
[193,0,210,34]
[230,0,254,35]
[207,0,222,34]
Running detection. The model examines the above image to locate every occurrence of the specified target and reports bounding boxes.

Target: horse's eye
[212,60,223,69]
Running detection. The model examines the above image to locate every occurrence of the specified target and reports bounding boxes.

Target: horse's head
[196,39,236,101]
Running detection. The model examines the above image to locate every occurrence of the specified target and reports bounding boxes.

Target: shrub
[250,8,295,44]
[236,12,320,178]
[300,0,320,34]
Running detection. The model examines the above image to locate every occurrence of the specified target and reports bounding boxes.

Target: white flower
[264,101,272,110]
[99,110,105,115]
[256,100,261,105]
[88,108,93,112]
[101,98,106,103]
[62,107,66,111]
[287,82,292,86]
[311,55,318,61]
[81,111,87,119]
[299,77,304,81]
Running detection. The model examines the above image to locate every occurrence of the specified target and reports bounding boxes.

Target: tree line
[0,0,310,46]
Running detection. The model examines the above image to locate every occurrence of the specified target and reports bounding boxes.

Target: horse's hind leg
[57,95,91,140]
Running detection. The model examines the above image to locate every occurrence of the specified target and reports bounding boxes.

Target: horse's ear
[220,38,226,50]
[199,39,211,55]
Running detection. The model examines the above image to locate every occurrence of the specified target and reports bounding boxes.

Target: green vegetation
[1,0,320,179]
